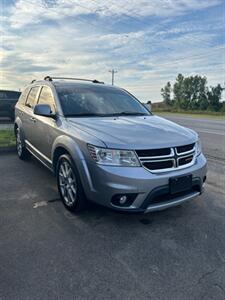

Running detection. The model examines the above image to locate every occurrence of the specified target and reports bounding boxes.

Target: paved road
[160,114,225,162]
[0,115,225,299]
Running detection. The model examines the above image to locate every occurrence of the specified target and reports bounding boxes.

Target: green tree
[161,74,224,112]
[173,74,184,108]
[221,101,225,112]
[172,74,208,110]
[207,84,223,111]
[161,81,172,105]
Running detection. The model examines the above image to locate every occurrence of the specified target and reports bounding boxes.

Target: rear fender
[14,117,26,146]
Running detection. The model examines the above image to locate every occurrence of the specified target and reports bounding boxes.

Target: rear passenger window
[38,86,56,113]
[26,86,39,108]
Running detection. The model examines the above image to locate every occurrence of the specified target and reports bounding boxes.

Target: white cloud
[9,0,222,28]
[1,0,224,101]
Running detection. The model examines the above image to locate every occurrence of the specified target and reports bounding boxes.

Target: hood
[67,115,198,149]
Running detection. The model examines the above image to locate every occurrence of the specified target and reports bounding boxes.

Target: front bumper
[79,153,207,213]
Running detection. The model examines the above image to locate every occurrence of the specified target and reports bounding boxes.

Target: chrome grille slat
[175,147,196,156]
[136,143,196,173]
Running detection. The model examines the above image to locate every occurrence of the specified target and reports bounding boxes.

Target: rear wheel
[56,154,87,212]
[16,128,29,160]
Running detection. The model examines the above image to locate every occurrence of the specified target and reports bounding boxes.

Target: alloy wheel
[58,160,77,207]
[16,129,23,157]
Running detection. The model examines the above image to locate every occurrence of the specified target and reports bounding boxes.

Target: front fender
[51,135,95,193]
[52,135,85,162]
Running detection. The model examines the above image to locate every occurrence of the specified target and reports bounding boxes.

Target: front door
[31,85,58,163]
[23,86,40,147]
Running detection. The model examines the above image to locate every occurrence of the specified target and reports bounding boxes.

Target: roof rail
[44,76,104,84]
[30,79,36,83]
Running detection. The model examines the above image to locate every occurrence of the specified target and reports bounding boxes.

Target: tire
[16,127,29,160]
[56,154,87,212]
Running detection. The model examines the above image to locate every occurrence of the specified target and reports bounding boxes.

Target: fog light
[111,193,138,207]
[119,195,127,204]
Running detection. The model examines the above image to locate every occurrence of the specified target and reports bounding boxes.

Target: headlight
[87,144,140,166]
[196,139,202,156]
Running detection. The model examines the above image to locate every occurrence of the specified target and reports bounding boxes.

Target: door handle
[30,117,36,123]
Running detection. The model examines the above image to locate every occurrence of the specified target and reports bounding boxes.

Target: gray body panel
[15,80,207,212]
[67,115,197,149]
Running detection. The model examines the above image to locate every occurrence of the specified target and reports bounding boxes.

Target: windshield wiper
[110,111,148,116]
[65,113,108,117]
[65,111,149,117]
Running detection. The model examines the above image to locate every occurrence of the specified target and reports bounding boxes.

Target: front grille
[136,147,171,157]
[178,155,194,166]
[142,160,174,170]
[136,143,196,173]
[176,143,195,154]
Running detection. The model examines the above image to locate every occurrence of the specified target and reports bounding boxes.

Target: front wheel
[56,154,87,212]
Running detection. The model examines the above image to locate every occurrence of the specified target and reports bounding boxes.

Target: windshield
[56,86,151,117]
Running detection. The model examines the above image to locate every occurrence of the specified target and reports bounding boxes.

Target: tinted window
[0,92,7,100]
[38,86,56,113]
[0,91,21,100]
[56,86,150,117]
[18,87,30,105]
[26,86,40,108]
[8,91,21,99]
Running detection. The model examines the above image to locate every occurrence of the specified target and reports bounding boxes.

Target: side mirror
[144,103,151,112]
[33,104,55,118]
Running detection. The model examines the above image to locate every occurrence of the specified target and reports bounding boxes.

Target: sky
[0,0,225,102]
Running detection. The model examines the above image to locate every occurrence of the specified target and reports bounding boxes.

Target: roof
[29,77,121,91]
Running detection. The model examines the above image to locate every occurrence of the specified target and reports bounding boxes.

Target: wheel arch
[52,135,85,175]
[14,117,26,143]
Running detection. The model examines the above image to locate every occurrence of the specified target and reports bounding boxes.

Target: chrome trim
[141,157,175,163]
[137,143,197,173]
[175,144,196,156]
[25,140,53,167]
[145,191,200,212]
[177,153,195,165]
[138,148,174,160]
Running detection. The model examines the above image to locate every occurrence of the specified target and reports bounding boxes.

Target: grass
[153,110,225,120]
[0,129,16,148]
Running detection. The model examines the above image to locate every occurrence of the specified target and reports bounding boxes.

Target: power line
[109,69,118,85]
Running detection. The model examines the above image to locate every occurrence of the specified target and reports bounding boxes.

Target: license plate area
[169,175,192,195]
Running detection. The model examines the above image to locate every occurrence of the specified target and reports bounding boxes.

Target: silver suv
[15,76,207,213]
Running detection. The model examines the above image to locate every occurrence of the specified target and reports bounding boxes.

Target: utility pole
[109,69,118,85]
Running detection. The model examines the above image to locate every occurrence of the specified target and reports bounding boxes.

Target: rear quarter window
[25,86,40,108]
[18,87,31,105]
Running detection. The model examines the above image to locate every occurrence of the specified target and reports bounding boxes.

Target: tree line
[161,74,225,112]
